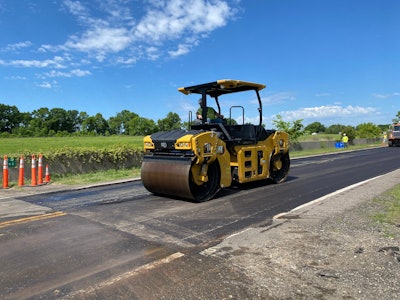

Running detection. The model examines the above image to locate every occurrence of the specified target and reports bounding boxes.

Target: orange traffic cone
[44,165,51,183]
[2,155,9,189]
[31,155,37,186]
[18,156,24,187]
[38,154,43,185]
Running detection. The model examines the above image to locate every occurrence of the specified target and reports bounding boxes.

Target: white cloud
[56,0,236,63]
[315,92,330,97]
[168,43,192,57]
[278,105,377,121]
[62,0,90,22]
[38,80,58,89]
[134,0,232,41]
[65,26,132,54]
[372,92,400,99]
[2,0,238,82]
[43,69,91,78]
[261,92,296,106]
[116,56,137,65]
[146,46,160,60]
[0,56,66,68]
[2,41,33,52]
[4,75,27,80]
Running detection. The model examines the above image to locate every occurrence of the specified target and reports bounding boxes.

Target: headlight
[176,142,191,148]
[144,142,154,148]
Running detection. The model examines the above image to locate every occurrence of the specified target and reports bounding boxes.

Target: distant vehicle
[388,123,400,147]
[141,79,290,202]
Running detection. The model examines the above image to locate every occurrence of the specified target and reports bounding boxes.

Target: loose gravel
[201,169,400,299]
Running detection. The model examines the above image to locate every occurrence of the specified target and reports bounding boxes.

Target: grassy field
[0,136,144,156]
[53,168,142,184]
[298,133,340,142]
[290,143,382,157]
[0,134,381,157]
[1,135,382,186]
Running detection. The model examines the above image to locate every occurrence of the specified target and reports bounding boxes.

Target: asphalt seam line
[0,211,67,228]
[62,252,185,299]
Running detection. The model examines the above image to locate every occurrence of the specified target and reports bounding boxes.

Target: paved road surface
[0,146,399,299]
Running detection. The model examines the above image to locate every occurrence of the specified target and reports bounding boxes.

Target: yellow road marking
[62,252,185,299]
[0,211,67,229]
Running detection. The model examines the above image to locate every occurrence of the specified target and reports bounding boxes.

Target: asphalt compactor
[141,79,290,202]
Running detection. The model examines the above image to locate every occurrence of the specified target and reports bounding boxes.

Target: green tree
[341,126,356,142]
[28,107,82,135]
[82,113,109,135]
[0,104,22,133]
[113,110,139,135]
[13,112,33,136]
[46,108,69,133]
[326,124,346,134]
[325,124,356,142]
[65,109,82,133]
[392,111,400,123]
[108,116,122,135]
[225,118,238,125]
[106,110,138,135]
[305,121,325,133]
[76,112,88,132]
[128,117,158,135]
[377,124,390,132]
[272,115,304,144]
[157,112,181,131]
[30,107,50,135]
[356,122,382,139]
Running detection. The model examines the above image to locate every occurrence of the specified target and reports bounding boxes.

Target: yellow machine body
[230,130,289,184]
[141,79,290,202]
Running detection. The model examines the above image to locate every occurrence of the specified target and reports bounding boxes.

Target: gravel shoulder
[201,169,400,299]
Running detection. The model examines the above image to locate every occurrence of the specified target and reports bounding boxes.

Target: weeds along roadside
[372,185,400,237]
[1,136,143,187]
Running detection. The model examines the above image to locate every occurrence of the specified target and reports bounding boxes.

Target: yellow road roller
[141,79,290,202]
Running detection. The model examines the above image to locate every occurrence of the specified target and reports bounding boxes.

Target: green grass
[290,143,382,158]
[1,136,145,186]
[0,136,144,157]
[53,168,142,185]
[298,133,340,142]
[373,185,400,227]
[0,135,381,158]
[5,168,141,187]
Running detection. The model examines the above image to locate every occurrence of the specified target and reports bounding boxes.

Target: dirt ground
[201,169,400,300]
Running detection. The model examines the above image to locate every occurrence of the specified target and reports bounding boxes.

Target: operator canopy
[178,79,266,98]
[178,79,266,126]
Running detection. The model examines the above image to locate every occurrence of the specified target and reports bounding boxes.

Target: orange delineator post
[44,165,51,183]
[2,155,9,189]
[18,156,24,187]
[31,155,37,186]
[38,154,43,185]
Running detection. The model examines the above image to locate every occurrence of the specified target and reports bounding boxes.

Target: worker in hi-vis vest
[342,133,349,148]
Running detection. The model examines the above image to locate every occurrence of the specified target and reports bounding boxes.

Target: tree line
[0,104,182,137]
[0,103,394,139]
[273,114,391,144]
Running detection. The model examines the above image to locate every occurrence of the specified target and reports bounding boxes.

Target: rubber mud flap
[141,156,194,200]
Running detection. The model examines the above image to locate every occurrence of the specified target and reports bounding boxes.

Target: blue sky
[0,0,399,128]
